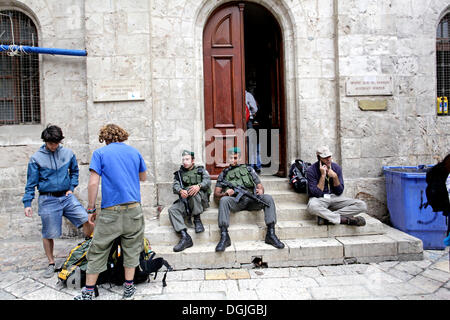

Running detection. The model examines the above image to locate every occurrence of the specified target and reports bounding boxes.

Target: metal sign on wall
[345,76,393,96]
[93,80,145,102]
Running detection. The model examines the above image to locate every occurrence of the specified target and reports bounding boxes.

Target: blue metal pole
[0,44,87,56]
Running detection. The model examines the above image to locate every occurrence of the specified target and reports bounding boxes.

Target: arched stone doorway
[202,1,286,178]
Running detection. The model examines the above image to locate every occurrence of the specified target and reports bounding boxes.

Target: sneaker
[74,287,95,300]
[43,264,55,278]
[122,283,136,300]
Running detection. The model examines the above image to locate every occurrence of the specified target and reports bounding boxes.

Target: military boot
[215,227,231,252]
[265,223,285,249]
[173,229,193,252]
[193,215,205,233]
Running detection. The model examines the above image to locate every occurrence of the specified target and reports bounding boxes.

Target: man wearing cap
[213,147,284,251]
[306,145,367,226]
[168,150,211,252]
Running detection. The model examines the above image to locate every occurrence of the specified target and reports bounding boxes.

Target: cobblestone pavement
[0,238,449,300]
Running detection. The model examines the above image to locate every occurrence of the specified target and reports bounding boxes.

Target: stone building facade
[0,0,449,239]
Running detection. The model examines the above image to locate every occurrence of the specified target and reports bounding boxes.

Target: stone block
[167,243,238,269]
[277,220,328,239]
[337,234,397,258]
[234,241,289,266]
[285,238,344,261]
[383,225,423,254]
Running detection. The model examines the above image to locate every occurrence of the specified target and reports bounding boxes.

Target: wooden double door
[203,2,286,179]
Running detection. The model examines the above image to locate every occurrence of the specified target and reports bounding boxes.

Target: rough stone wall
[336,0,450,222]
[0,0,88,239]
[84,0,156,211]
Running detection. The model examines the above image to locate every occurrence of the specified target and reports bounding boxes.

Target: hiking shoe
[74,287,95,300]
[341,216,366,227]
[350,216,366,226]
[43,264,55,278]
[122,283,136,300]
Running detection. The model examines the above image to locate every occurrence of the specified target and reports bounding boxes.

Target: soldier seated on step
[213,147,285,252]
[305,145,367,226]
[168,150,212,252]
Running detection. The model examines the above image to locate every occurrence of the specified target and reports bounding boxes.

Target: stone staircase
[145,176,423,270]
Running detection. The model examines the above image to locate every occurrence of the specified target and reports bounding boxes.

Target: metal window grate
[0,10,40,125]
[436,13,450,115]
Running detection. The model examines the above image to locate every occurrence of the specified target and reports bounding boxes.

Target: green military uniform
[168,164,211,232]
[214,146,284,251]
[216,164,277,228]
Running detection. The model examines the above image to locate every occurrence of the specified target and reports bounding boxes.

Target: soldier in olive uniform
[168,150,212,252]
[213,147,284,252]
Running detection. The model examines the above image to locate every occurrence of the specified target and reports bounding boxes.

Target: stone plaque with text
[346,76,393,96]
[93,80,145,102]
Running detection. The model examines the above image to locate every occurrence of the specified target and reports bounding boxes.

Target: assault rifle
[176,170,193,226]
[220,179,270,207]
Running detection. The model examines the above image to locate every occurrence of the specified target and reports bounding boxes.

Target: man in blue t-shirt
[75,124,147,300]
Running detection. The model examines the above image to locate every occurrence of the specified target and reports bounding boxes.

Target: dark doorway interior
[243,3,286,176]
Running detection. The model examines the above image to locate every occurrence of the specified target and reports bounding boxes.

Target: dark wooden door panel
[203,4,246,178]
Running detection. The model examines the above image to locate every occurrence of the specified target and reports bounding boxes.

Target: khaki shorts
[86,204,145,274]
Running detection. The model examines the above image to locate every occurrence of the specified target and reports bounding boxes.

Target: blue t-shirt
[89,142,147,208]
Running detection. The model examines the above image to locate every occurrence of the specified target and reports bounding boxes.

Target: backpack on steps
[288,159,311,193]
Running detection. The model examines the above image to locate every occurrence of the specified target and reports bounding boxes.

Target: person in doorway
[306,145,367,226]
[168,150,212,252]
[246,89,262,173]
[22,124,94,279]
[213,147,284,251]
[75,124,147,300]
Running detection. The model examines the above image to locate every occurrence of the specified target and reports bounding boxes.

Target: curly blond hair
[98,124,129,143]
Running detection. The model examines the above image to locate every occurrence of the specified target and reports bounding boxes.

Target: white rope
[0,13,30,56]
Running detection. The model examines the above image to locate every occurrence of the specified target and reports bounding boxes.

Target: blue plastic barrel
[383,165,447,250]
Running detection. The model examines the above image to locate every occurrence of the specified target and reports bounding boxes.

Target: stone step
[159,201,312,226]
[149,224,423,270]
[208,190,308,208]
[145,213,385,245]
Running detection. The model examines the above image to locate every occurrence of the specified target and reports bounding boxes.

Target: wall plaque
[358,99,387,111]
[346,76,393,96]
[93,80,144,102]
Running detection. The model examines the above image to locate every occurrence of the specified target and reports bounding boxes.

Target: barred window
[437,13,450,97]
[0,10,40,124]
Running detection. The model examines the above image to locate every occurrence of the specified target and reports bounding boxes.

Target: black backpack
[288,159,311,193]
[96,237,173,288]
